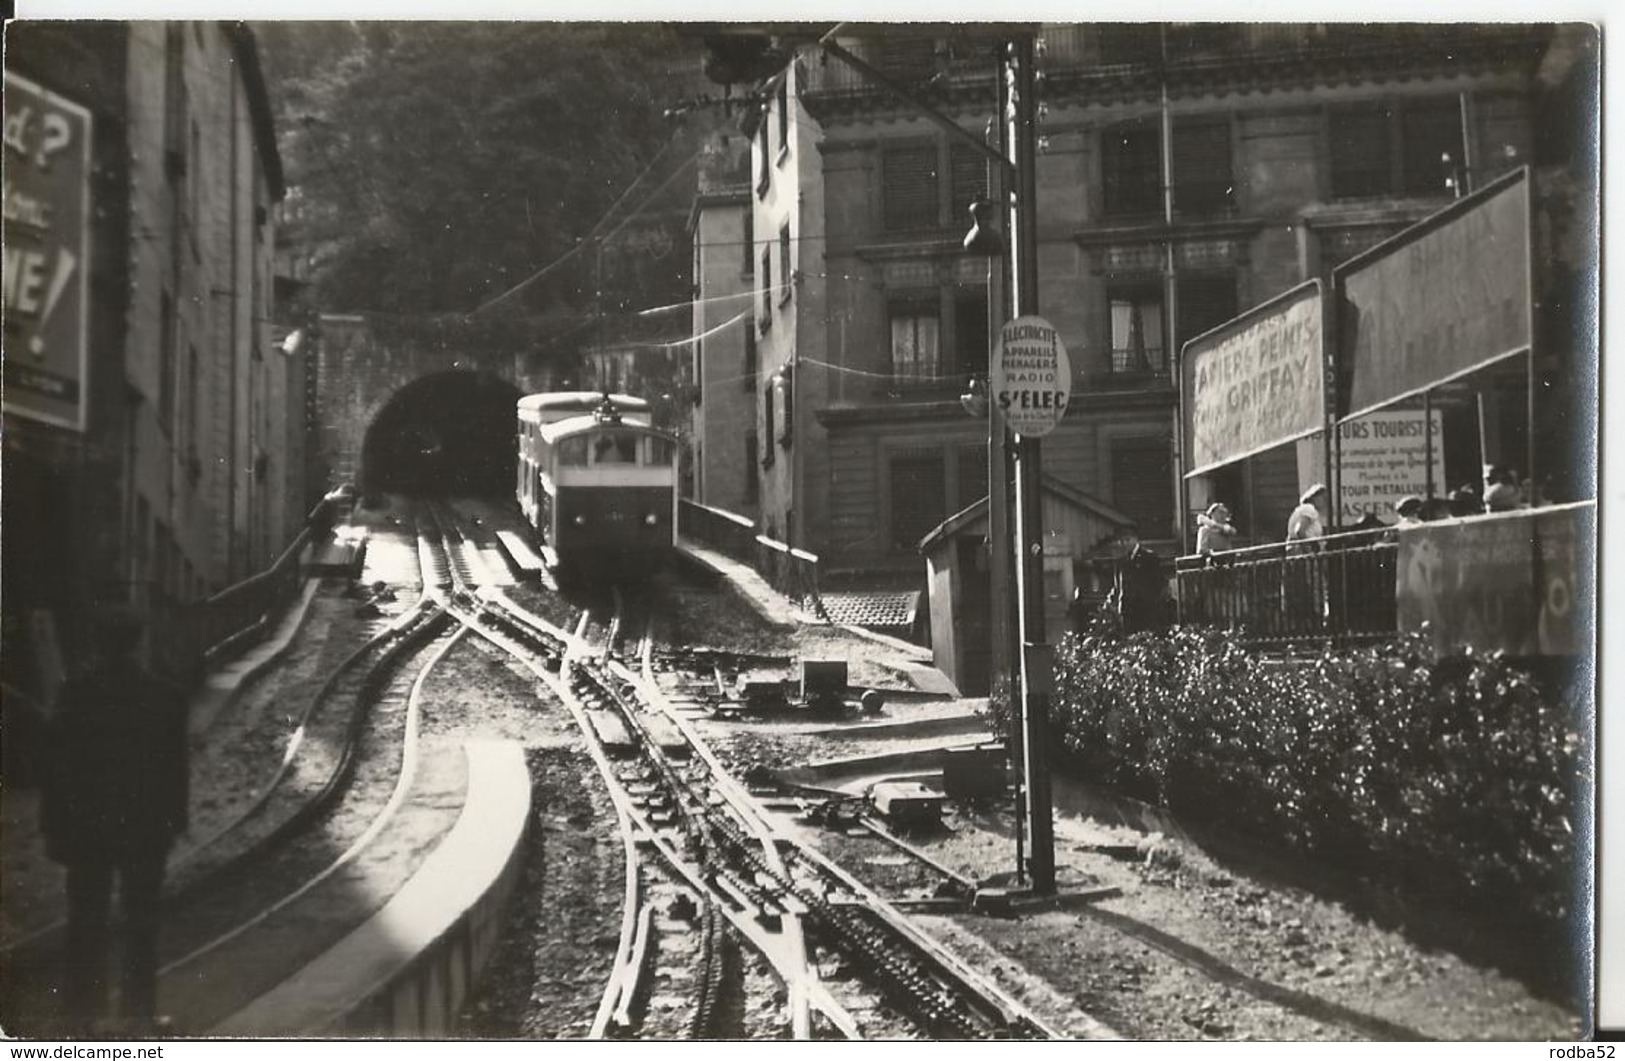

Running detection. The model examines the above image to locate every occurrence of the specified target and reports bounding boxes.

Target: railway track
[426,501,1054,1040]
[0,521,465,1037]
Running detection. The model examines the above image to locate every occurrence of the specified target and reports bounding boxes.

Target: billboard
[1182,279,1324,477]
[1296,409,1447,525]
[3,72,93,431]
[1395,501,1594,657]
[1338,167,1532,422]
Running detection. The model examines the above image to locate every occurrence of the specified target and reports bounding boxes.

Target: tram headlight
[573,514,587,526]
[644,513,659,526]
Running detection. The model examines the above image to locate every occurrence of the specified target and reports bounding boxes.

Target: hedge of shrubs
[995,625,1590,939]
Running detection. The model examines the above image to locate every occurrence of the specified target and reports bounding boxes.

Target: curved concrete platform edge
[189,579,324,739]
[210,740,531,1037]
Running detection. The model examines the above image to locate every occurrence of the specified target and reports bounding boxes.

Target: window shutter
[956,443,989,512]
[1110,436,1174,541]
[953,292,989,377]
[1173,120,1233,215]
[1103,122,1162,217]
[1400,99,1462,197]
[877,37,937,81]
[762,383,775,465]
[883,146,940,232]
[1176,273,1238,348]
[891,452,947,550]
[1329,103,1393,198]
[759,245,772,330]
[949,143,987,221]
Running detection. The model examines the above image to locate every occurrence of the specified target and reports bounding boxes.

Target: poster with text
[4,72,93,431]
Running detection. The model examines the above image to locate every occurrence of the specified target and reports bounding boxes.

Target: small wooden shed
[918,476,1138,696]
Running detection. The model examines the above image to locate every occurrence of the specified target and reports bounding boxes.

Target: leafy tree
[255,22,700,317]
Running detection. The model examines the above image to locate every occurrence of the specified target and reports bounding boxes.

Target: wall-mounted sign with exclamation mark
[4,72,92,432]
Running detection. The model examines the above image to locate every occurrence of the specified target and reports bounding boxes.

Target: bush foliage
[999,626,1589,934]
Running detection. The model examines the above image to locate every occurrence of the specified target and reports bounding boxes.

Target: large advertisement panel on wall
[1337,166,1532,422]
[1182,279,1324,477]
[1395,500,1593,657]
[3,72,93,432]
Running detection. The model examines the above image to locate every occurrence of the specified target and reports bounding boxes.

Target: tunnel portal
[361,371,522,497]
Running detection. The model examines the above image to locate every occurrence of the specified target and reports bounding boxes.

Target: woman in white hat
[1286,483,1328,542]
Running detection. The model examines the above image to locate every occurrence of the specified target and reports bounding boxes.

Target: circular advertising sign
[992,315,1071,438]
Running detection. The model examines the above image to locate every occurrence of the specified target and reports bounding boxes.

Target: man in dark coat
[42,609,189,1035]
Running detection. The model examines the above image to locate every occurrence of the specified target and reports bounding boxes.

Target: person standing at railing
[1284,484,1329,631]
[1286,484,1327,542]
[1193,502,1237,626]
[1484,465,1522,512]
[1195,502,1237,557]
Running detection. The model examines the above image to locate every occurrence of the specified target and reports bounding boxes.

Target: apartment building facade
[4,22,299,689]
[709,23,1556,577]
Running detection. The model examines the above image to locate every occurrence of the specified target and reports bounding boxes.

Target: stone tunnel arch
[360,370,522,497]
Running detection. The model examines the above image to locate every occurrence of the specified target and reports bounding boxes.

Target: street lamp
[962,196,1003,256]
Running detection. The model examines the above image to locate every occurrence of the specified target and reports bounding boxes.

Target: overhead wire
[466,133,703,320]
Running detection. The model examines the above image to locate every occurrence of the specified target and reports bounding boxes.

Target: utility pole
[813,22,1055,894]
[1002,34,1055,895]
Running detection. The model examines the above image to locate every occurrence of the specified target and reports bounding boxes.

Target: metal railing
[679,499,758,567]
[147,507,322,686]
[1174,527,1398,646]
[679,499,828,620]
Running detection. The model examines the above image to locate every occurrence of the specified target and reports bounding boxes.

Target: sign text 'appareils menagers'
[993,315,1072,439]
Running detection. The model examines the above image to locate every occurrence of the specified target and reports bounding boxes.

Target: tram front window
[593,434,638,464]
[647,438,676,466]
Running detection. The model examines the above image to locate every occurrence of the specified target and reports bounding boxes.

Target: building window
[778,223,792,304]
[1108,283,1165,374]
[742,206,754,276]
[889,301,941,383]
[745,430,759,503]
[1104,118,1233,218]
[777,370,794,447]
[775,77,789,158]
[882,144,939,232]
[756,117,770,197]
[759,244,772,332]
[742,319,757,390]
[761,382,776,468]
[1110,435,1175,541]
[890,451,948,551]
[1103,121,1162,218]
[1329,97,1463,200]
